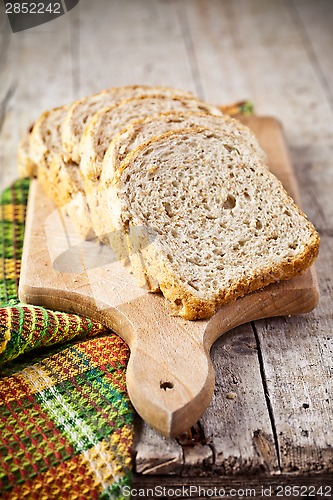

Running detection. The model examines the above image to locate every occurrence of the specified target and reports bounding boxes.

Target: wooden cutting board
[19,117,319,437]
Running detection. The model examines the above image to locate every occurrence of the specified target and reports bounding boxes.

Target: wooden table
[1,0,332,496]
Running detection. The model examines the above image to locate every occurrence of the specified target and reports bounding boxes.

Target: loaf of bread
[104,127,319,320]
[62,85,194,164]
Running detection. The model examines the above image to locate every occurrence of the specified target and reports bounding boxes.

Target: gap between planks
[288,0,333,116]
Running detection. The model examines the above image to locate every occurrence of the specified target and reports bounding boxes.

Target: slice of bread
[62,85,194,164]
[29,106,82,206]
[79,95,223,197]
[105,127,319,320]
[29,105,70,206]
[92,111,267,244]
[29,106,69,166]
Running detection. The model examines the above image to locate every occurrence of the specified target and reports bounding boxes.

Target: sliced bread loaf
[23,86,198,239]
[62,85,194,164]
[79,95,223,196]
[105,127,319,320]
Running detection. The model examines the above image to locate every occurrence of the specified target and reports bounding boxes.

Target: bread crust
[159,230,319,320]
[17,132,37,178]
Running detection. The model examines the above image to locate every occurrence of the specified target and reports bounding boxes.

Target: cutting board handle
[119,296,215,437]
[126,335,215,437]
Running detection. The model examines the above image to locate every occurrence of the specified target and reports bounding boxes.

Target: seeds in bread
[106,127,319,320]
[62,85,194,163]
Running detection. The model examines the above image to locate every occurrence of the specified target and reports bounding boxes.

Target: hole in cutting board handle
[160,381,174,391]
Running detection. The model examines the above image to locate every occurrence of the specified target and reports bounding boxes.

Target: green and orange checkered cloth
[0,179,133,499]
[0,101,253,499]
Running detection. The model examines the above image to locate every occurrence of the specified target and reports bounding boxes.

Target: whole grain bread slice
[62,85,194,164]
[105,127,319,320]
[92,111,267,245]
[29,106,69,166]
[29,105,72,205]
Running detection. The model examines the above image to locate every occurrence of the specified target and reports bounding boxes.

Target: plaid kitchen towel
[0,101,253,499]
[0,179,134,499]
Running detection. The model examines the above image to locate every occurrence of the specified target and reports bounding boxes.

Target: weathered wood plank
[0,4,13,109]
[259,5,333,473]
[135,422,183,475]
[185,0,333,147]
[288,141,333,241]
[181,0,251,104]
[77,0,197,96]
[200,324,279,475]
[254,234,333,473]
[0,12,75,191]
[132,474,333,499]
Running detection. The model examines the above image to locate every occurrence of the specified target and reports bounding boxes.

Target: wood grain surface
[1,0,333,485]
